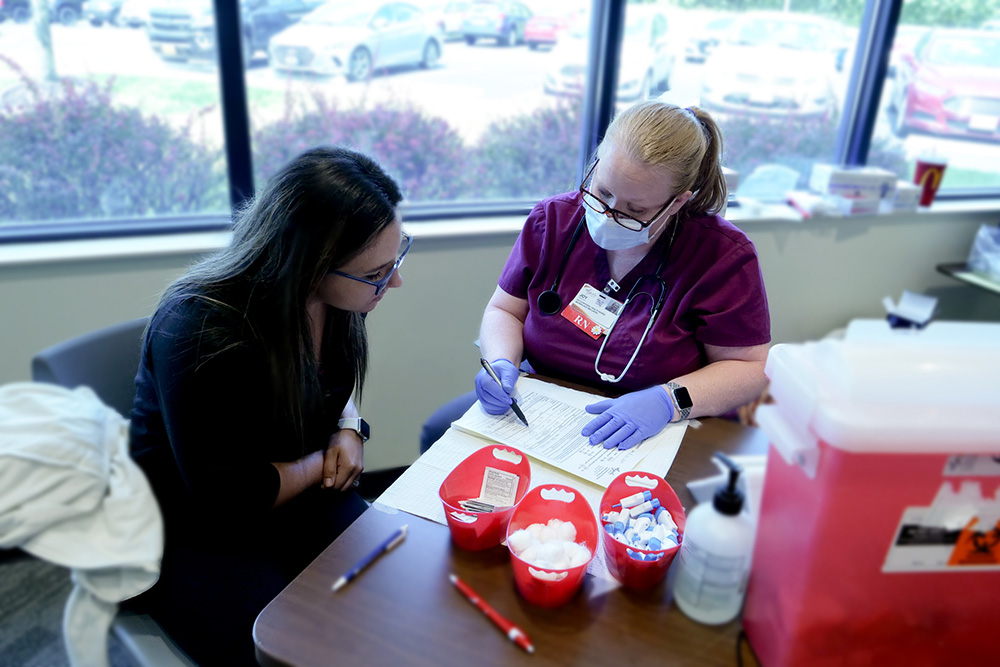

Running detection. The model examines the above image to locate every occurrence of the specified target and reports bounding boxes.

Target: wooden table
[254,418,768,667]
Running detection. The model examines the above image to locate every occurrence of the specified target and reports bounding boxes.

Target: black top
[129,293,354,544]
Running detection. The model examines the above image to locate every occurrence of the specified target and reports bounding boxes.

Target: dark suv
[147,0,322,65]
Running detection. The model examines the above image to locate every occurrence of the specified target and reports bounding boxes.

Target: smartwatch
[666,382,693,421]
[337,417,370,443]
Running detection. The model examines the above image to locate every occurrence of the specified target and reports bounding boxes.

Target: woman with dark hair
[422,101,770,453]
[129,146,409,664]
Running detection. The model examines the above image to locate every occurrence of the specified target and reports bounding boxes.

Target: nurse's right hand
[475,358,519,415]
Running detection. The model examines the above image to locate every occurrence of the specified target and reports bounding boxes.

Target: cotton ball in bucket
[567,543,591,568]
[548,518,577,542]
[512,521,591,570]
[508,528,534,554]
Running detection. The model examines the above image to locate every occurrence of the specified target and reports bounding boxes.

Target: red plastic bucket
[599,472,686,591]
[506,484,599,607]
[439,445,531,551]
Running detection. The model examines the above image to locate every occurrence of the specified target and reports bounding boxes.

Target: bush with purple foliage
[252,91,475,202]
[0,58,226,224]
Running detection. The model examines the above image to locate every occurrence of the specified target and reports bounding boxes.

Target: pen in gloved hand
[480,358,529,427]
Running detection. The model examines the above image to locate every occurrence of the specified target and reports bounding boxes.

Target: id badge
[561,283,623,339]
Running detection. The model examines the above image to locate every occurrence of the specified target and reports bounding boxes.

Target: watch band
[338,417,370,443]
[666,382,693,421]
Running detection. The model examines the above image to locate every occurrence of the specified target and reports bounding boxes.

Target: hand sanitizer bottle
[672,452,755,624]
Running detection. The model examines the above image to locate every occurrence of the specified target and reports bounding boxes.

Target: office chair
[31,317,196,667]
[31,317,150,419]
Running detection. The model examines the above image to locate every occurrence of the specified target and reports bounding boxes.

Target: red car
[523,5,581,50]
[889,28,1000,141]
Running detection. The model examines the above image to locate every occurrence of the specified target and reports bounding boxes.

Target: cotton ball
[538,542,564,564]
[568,543,592,567]
[527,522,544,539]
[555,521,577,542]
[508,529,533,555]
[538,524,557,543]
[520,545,538,563]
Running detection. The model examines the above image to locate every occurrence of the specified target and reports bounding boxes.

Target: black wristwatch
[338,417,370,443]
[666,382,693,421]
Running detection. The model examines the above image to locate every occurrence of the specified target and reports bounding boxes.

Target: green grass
[904,163,1000,189]
[102,75,287,119]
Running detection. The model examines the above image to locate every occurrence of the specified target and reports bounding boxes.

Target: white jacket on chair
[0,382,163,667]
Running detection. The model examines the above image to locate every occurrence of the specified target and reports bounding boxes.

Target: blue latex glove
[474,359,520,415]
[581,385,675,450]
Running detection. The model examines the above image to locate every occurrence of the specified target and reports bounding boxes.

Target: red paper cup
[600,472,686,591]
[913,156,947,207]
[506,484,599,607]
[439,445,531,551]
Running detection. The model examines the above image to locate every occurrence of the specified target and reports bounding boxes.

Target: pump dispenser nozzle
[712,452,745,516]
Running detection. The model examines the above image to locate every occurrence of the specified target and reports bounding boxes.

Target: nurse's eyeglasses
[330,232,412,296]
[580,160,673,232]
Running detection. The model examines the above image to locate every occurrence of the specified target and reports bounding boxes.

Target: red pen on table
[449,573,534,654]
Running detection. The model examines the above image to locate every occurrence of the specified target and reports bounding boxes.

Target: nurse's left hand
[581,386,674,450]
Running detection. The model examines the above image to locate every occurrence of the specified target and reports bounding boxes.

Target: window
[0,0,231,234]
[877,4,1000,193]
[2,0,999,241]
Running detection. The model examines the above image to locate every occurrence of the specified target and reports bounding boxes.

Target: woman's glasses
[580,160,673,232]
[331,232,412,295]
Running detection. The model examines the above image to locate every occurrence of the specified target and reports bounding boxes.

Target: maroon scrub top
[497,191,771,394]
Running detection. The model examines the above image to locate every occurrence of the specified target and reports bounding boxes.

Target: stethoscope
[537,210,681,383]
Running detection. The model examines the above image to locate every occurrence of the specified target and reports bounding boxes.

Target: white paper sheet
[451,377,686,487]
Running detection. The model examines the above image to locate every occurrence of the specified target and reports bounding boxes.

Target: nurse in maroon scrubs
[473,101,771,451]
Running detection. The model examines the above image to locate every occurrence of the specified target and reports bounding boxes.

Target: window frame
[2,0,998,246]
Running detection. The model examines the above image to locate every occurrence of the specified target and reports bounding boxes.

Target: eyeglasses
[579,160,673,232]
[330,231,412,296]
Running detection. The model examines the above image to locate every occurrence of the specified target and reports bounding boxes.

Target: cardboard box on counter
[810,164,898,202]
[788,190,880,218]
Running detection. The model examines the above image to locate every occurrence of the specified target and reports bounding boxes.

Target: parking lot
[1,18,996,177]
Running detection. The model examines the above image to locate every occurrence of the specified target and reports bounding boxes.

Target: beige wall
[2,209,997,470]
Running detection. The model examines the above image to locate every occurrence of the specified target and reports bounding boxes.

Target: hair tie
[684,106,697,117]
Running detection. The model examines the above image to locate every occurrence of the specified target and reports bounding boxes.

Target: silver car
[700,11,839,118]
[544,7,675,103]
[270,1,444,80]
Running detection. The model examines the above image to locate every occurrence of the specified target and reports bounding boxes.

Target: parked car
[887,24,929,77]
[117,0,148,26]
[889,28,1000,142]
[461,0,531,47]
[522,1,581,50]
[52,0,84,24]
[147,0,322,64]
[83,0,124,25]
[544,7,674,103]
[0,0,31,22]
[684,14,733,63]
[441,0,472,39]
[700,11,839,119]
[0,0,83,24]
[270,1,444,80]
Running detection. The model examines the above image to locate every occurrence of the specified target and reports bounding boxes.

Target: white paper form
[451,376,686,487]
